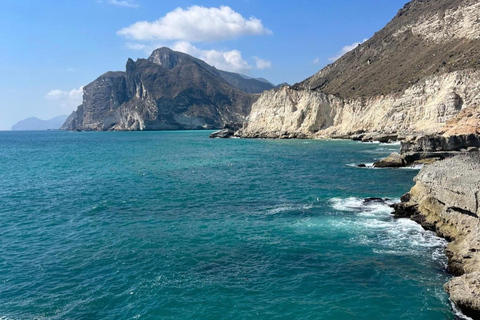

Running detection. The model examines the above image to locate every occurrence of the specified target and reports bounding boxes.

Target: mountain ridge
[62,47,274,131]
[12,115,68,131]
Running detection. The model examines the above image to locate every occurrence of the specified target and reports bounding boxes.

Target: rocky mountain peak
[148,47,190,70]
[61,47,276,131]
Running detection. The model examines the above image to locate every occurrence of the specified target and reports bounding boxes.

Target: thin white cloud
[172,42,251,73]
[328,39,368,62]
[253,57,272,69]
[125,42,149,51]
[99,0,139,8]
[313,57,320,65]
[45,86,84,111]
[126,41,270,74]
[117,5,272,42]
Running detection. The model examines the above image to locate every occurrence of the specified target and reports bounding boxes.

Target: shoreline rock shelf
[393,153,480,318]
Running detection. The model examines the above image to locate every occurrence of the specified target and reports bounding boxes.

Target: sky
[0,0,408,130]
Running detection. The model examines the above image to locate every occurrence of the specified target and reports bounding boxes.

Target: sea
[0,131,463,319]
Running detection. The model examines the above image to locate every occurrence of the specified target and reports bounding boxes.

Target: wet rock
[373,152,405,168]
[363,197,390,205]
[392,202,419,218]
[209,129,234,138]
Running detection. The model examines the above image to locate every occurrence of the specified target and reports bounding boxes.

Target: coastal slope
[62,48,274,131]
[239,0,480,139]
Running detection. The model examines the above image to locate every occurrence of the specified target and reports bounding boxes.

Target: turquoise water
[0,131,454,319]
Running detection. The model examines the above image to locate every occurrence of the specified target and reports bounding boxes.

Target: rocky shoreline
[393,153,480,318]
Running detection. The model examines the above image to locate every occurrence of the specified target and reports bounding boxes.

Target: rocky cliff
[393,154,480,318]
[62,48,274,131]
[239,0,480,139]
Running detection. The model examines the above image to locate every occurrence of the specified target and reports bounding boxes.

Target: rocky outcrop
[398,134,480,164]
[373,152,405,168]
[62,48,274,131]
[209,123,243,138]
[393,153,480,318]
[238,0,480,140]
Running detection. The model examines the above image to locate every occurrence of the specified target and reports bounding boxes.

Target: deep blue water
[0,131,455,319]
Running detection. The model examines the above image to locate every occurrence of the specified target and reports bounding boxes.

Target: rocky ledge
[392,153,480,318]
[372,134,480,168]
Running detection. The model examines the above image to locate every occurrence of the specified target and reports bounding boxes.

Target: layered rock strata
[238,69,480,139]
[393,154,480,318]
[238,0,480,139]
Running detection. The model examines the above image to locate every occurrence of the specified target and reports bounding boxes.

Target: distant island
[11,115,68,131]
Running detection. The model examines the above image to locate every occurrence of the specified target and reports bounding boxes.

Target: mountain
[11,115,68,131]
[61,48,274,131]
[297,0,480,98]
[239,0,480,139]
[216,70,275,94]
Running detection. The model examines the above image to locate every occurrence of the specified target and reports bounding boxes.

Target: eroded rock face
[238,0,480,140]
[238,70,480,139]
[393,154,480,317]
[61,48,271,131]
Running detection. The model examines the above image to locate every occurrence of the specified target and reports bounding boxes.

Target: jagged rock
[62,48,274,131]
[373,152,405,168]
[363,197,390,205]
[398,134,480,164]
[392,201,419,218]
[400,134,480,153]
[361,133,398,143]
[209,129,234,138]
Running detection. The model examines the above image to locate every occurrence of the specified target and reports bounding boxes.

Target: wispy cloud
[253,56,272,69]
[120,5,273,74]
[328,39,368,62]
[45,86,84,111]
[312,57,320,65]
[126,41,271,74]
[98,0,139,9]
[118,5,271,42]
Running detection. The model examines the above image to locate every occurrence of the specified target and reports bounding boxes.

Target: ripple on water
[0,131,454,319]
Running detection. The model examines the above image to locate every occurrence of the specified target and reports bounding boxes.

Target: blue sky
[0,0,407,130]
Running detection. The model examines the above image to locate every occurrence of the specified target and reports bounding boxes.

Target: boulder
[373,152,405,168]
[209,129,234,138]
